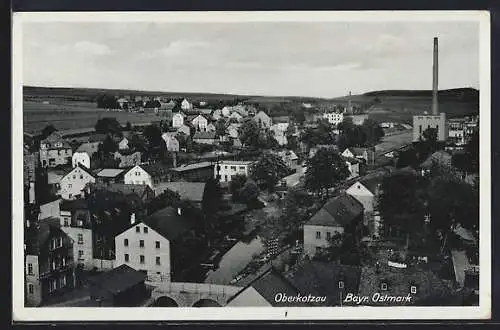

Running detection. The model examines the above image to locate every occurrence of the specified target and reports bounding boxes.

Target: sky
[22,20,479,98]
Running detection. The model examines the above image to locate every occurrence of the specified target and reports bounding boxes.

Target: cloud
[139,40,211,59]
[73,41,113,56]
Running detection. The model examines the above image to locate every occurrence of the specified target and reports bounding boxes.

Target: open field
[23,100,164,133]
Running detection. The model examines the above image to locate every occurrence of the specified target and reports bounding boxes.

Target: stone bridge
[148,282,242,307]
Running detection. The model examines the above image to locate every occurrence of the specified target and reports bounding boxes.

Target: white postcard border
[12,10,491,321]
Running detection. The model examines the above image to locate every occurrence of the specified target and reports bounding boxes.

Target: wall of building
[25,255,42,306]
[346,183,375,213]
[39,200,61,219]
[59,167,96,200]
[172,114,184,128]
[215,162,252,183]
[72,152,91,169]
[124,166,153,189]
[60,226,94,270]
[412,113,447,142]
[303,224,344,257]
[323,112,344,126]
[40,148,73,168]
[115,224,171,282]
[92,258,115,270]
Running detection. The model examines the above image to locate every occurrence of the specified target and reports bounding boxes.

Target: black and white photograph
[12,11,491,321]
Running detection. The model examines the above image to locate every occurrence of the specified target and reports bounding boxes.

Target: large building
[25,219,75,306]
[412,37,448,142]
[39,132,73,168]
[215,160,255,183]
[58,164,96,200]
[322,111,344,126]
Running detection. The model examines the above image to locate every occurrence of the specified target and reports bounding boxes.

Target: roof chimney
[432,37,439,115]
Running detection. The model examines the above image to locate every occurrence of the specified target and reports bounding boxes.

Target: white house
[345,180,380,214]
[124,165,153,189]
[253,111,272,129]
[72,152,91,169]
[172,113,184,128]
[303,194,363,257]
[118,137,129,150]
[115,206,196,282]
[58,165,96,200]
[58,199,94,270]
[322,111,344,126]
[221,106,231,117]
[229,111,243,122]
[162,133,180,152]
[191,114,208,132]
[344,157,360,179]
[270,123,289,146]
[181,98,193,111]
[115,214,172,282]
[212,109,223,121]
[215,160,255,183]
[341,147,371,163]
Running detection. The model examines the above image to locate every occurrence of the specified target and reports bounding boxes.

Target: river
[204,236,266,285]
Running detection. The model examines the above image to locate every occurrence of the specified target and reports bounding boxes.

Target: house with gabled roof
[172,112,185,128]
[39,132,73,168]
[304,194,364,257]
[341,147,373,163]
[253,110,273,129]
[114,206,199,282]
[59,164,96,200]
[193,131,216,145]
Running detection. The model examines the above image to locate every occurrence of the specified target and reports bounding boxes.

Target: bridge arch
[153,296,179,307]
[192,298,222,307]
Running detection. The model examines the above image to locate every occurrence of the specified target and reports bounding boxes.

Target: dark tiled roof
[60,199,88,211]
[25,219,64,255]
[193,131,216,140]
[143,206,194,241]
[308,194,363,227]
[154,182,206,202]
[77,163,96,177]
[357,262,452,306]
[87,264,146,295]
[89,183,152,199]
[228,267,307,307]
[286,260,361,306]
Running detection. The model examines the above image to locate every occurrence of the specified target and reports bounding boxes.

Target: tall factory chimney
[432,37,439,115]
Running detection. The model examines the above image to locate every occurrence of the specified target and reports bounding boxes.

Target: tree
[101,135,118,154]
[41,125,57,140]
[300,119,336,149]
[250,152,291,191]
[147,189,181,215]
[143,124,163,159]
[361,118,385,146]
[128,133,145,152]
[229,174,247,201]
[304,148,350,196]
[378,172,427,243]
[125,122,132,131]
[238,118,261,148]
[95,118,122,135]
[202,178,223,246]
[214,118,227,138]
[239,180,260,206]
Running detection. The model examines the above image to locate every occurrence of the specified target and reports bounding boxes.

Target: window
[77,234,83,244]
[338,281,344,289]
[124,254,129,262]
[380,282,388,291]
[73,175,76,179]
[436,125,439,132]
[316,231,321,239]
[80,175,83,179]
[27,263,33,275]
[239,166,245,170]
[124,238,129,247]
[410,286,417,294]
[28,284,34,294]
[61,275,67,287]
[224,166,228,169]
[143,227,148,234]
[78,250,84,259]
[140,255,145,264]
[230,166,236,171]
[139,240,144,248]
[63,219,69,227]
[155,241,160,249]
[326,232,331,240]
[156,257,161,265]
[68,184,72,188]
[136,226,140,233]
[57,237,63,247]
[68,194,72,199]
[419,125,422,134]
